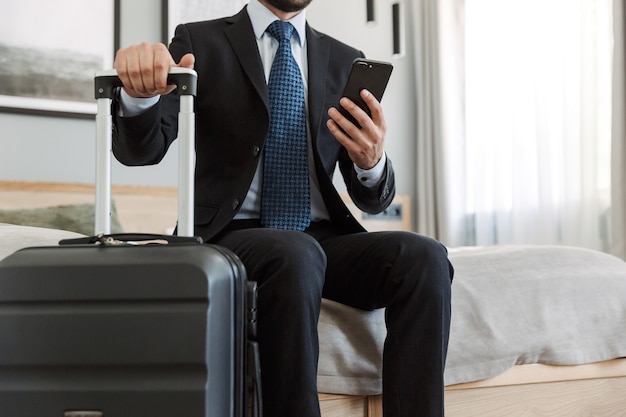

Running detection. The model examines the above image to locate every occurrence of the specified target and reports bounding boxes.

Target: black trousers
[213,221,453,417]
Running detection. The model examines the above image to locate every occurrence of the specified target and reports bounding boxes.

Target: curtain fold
[412,0,443,239]
[411,0,466,246]
[612,0,626,259]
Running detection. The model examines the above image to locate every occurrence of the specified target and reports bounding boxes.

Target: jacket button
[232,199,240,210]
[252,145,261,158]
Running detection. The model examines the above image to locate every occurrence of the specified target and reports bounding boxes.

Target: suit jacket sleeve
[341,154,395,215]
[112,97,177,166]
[111,24,191,167]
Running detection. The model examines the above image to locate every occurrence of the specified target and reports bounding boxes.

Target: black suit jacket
[113,7,396,241]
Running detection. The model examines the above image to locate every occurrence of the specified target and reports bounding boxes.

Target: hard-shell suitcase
[0,69,261,417]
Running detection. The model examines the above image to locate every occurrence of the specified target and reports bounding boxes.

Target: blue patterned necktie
[260,20,311,231]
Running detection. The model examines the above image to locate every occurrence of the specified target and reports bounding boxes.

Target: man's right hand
[114,42,195,98]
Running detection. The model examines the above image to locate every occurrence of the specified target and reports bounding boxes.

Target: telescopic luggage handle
[93,67,198,237]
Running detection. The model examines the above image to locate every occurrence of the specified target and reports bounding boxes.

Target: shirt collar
[248,0,307,47]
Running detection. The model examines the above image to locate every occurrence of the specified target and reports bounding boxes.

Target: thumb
[177,53,195,69]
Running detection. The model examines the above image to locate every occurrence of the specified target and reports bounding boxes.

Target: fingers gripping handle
[93,68,198,237]
[94,67,198,99]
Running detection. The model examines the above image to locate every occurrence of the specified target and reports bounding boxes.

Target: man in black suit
[113,0,453,416]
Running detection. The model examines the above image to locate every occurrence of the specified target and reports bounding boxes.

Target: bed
[2,182,626,416]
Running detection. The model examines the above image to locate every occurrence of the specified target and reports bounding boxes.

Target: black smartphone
[338,58,394,128]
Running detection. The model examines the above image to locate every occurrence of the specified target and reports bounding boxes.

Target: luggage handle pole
[94,68,198,236]
[94,96,113,235]
[177,94,195,237]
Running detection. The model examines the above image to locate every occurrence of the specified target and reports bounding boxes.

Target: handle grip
[94,67,198,99]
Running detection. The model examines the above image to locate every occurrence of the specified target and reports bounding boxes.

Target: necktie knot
[266,20,295,44]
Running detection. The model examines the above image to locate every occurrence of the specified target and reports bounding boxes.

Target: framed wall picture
[0,0,119,118]
[162,0,249,44]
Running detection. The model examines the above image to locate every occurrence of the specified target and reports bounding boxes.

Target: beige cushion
[0,223,85,261]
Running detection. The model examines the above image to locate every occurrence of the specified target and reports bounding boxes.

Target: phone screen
[339,58,393,128]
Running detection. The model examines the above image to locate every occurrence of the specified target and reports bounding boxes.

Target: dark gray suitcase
[0,69,261,417]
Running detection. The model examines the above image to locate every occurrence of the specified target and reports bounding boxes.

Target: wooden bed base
[319,358,626,417]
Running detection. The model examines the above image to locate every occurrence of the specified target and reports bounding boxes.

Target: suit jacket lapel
[224,8,269,111]
[222,13,330,145]
[306,24,330,147]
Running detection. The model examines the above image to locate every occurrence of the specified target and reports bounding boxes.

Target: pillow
[0,202,123,236]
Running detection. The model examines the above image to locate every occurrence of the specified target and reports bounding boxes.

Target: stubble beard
[263,0,313,13]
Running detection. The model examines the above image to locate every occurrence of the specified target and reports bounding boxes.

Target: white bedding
[0,223,84,261]
[317,245,626,394]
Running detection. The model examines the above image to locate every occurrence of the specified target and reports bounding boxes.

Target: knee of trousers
[385,232,453,301]
[253,230,327,304]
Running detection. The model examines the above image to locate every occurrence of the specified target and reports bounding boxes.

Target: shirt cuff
[353,153,387,189]
[118,88,160,117]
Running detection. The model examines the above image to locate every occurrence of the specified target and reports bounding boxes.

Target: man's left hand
[326,89,387,170]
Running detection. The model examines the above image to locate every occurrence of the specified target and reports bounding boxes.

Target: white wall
[0,0,415,197]
[0,0,177,188]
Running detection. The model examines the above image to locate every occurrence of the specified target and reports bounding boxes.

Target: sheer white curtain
[612,0,626,259]
[413,0,614,252]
